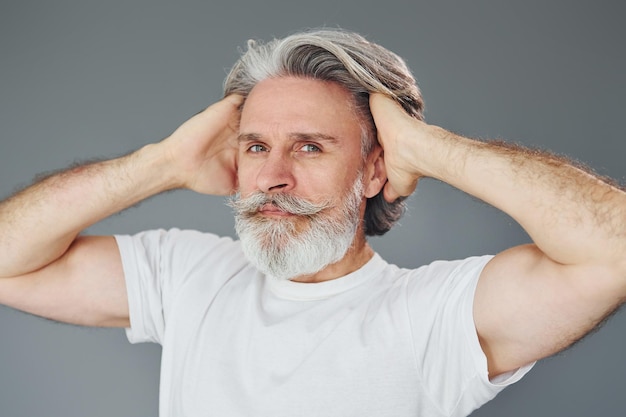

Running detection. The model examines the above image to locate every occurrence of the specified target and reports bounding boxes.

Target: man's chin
[239,237,346,281]
[242,250,329,281]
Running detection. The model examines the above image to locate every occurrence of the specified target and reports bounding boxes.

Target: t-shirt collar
[265,253,387,300]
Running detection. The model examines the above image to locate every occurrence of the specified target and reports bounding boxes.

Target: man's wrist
[133,142,185,193]
[416,124,475,183]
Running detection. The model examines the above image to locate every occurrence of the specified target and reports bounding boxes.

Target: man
[0,28,624,417]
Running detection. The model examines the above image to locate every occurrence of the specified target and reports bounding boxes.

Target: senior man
[0,29,624,417]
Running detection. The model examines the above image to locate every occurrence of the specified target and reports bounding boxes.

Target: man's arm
[0,95,243,327]
[370,93,626,377]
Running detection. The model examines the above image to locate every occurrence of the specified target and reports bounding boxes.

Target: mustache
[228,191,334,216]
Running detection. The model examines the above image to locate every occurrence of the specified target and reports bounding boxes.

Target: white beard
[229,176,364,281]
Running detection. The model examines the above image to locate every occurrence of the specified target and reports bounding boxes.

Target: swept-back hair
[224,28,424,236]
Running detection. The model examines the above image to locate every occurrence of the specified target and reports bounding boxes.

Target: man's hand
[369,93,433,202]
[161,94,244,196]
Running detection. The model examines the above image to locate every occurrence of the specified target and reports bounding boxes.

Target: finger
[196,94,244,120]
[370,93,408,151]
[369,93,387,127]
[383,181,401,203]
[369,93,403,121]
[384,177,420,202]
[222,93,245,108]
[369,92,393,110]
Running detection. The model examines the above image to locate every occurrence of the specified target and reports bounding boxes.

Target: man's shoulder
[116,227,244,267]
[118,227,238,246]
[381,254,493,291]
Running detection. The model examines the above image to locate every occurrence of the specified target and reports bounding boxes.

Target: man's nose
[256,151,295,193]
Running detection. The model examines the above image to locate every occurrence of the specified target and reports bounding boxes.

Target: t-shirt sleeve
[406,256,534,416]
[114,228,243,345]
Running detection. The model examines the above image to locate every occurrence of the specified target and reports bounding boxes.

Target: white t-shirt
[115,228,533,417]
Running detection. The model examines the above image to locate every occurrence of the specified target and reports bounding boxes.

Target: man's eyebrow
[237,133,262,143]
[237,132,339,143]
[288,132,339,143]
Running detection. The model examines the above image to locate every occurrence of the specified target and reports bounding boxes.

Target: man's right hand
[0,94,244,327]
[161,94,244,196]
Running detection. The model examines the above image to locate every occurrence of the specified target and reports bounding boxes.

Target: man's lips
[258,203,293,217]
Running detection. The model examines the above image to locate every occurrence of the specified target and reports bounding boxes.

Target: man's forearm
[421,126,626,269]
[0,143,176,278]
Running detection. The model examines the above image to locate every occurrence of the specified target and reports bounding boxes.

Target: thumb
[383,177,420,203]
[383,181,401,203]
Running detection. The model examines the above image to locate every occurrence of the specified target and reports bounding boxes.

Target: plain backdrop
[1,1,624,416]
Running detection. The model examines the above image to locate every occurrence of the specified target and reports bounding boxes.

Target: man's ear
[364,146,387,198]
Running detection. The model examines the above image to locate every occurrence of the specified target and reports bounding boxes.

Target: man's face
[233,77,379,280]
[237,77,366,210]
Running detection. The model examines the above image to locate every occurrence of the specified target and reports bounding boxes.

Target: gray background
[1,0,624,416]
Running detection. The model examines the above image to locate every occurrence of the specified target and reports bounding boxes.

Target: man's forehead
[241,77,354,111]
[239,77,361,139]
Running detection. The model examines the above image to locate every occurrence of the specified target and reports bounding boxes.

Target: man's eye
[248,144,267,153]
[301,144,321,152]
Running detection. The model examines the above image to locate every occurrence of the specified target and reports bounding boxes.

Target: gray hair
[224,28,424,236]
